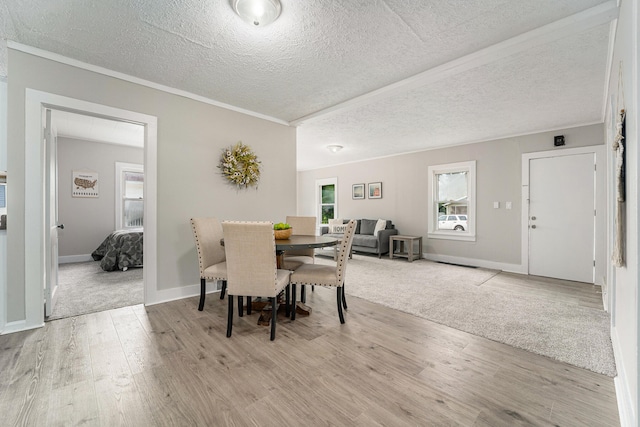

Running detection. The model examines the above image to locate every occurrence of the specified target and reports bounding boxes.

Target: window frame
[315,177,338,228]
[115,162,144,230]
[427,161,476,241]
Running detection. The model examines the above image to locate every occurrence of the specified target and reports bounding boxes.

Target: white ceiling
[0,0,617,170]
[51,110,144,148]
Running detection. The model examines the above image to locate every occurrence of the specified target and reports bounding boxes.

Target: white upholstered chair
[283,215,317,267]
[222,221,292,341]
[190,217,227,311]
[290,219,356,324]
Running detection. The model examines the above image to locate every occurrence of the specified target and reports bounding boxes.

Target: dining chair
[289,219,356,324]
[222,221,292,341]
[283,215,317,301]
[283,215,317,265]
[190,217,227,311]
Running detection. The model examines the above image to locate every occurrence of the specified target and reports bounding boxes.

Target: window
[428,161,476,241]
[316,177,337,225]
[116,162,144,229]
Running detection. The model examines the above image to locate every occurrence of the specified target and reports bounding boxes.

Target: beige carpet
[316,254,616,377]
[49,261,143,321]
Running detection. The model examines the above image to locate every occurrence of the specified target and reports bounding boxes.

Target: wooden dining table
[274,234,338,268]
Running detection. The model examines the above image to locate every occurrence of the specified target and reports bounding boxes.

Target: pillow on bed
[329,218,347,234]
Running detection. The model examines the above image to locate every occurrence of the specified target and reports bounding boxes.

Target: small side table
[389,235,423,262]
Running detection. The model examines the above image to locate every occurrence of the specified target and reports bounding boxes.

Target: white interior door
[528,153,595,283]
[44,109,59,317]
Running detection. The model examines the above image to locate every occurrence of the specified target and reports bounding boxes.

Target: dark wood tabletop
[275,235,338,251]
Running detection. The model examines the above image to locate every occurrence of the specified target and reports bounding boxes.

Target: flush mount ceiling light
[327,145,343,153]
[231,0,282,26]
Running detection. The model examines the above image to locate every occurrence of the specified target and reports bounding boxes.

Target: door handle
[531,216,536,221]
[531,225,537,229]
[57,224,65,230]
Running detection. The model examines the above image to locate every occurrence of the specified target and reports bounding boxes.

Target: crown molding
[7,41,291,127]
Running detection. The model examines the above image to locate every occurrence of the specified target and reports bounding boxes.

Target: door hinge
[594,260,596,267]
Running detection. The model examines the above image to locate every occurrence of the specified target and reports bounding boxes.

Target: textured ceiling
[52,110,144,148]
[0,0,617,170]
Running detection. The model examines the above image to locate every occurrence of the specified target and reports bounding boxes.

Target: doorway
[23,89,158,330]
[47,109,145,320]
[521,146,605,284]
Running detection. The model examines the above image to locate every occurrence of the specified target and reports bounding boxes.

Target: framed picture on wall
[72,170,99,198]
[368,182,382,199]
[352,183,365,199]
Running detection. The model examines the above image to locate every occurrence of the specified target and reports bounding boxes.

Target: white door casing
[44,109,59,317]
[525,151,595,283]
[23,89,157,331]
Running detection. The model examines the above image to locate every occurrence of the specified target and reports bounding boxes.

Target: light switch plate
[493,201,500,209]
[506,201,512,210]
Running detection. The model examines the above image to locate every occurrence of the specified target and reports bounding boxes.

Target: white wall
[57,137,144,257]
[0,75,5,334]
[6,49,297,323]
[605,0,639,424]
[298,124,605,274]
[0,78,6,171]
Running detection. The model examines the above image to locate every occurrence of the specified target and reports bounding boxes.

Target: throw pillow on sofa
[359,219,378,235]
[329,218,348,234]
[373,219,387,236]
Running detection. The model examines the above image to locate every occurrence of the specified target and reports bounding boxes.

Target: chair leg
[337,287,345,324]
[301,285,306,303]
[285,285,290,317]
[286,285,291,317]
[247,296,252,315]
[312,285,315,292]
[220,280,227,300]
[342,284,348,310]
[291,284,296,321]
[238,296,244,317]
[270,297,277,341]
[198,278,206,311]
[226,294,233,337]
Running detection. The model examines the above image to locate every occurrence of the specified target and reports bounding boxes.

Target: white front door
[44,109,59,317]
[528,152,595,283]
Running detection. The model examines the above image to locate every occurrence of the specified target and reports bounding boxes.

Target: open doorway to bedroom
[47,109,145,320]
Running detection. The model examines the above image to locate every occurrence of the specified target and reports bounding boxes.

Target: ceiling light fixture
[327,145,343,153]
[231,0,282,26]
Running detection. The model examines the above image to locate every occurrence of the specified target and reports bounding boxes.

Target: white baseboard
[145,281,222,307]
[422,252,526,274]
[59,254,93,264]
[611,326,634,427]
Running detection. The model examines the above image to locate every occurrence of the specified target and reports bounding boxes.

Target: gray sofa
[320,219,398,258]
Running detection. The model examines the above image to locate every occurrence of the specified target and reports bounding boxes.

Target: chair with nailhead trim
[190,217,228,311]
[222,221,291,341]
[289,220,356,324]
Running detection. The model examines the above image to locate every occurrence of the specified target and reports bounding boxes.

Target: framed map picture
[72,170,99,198]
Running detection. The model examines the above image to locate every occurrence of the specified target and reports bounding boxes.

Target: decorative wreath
[218,142,261,188]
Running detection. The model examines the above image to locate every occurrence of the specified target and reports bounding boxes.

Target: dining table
[274,234,338,268]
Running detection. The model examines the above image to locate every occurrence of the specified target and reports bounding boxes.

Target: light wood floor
[0,273,619,426]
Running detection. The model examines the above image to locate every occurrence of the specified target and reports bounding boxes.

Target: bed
[91,228,144,271]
